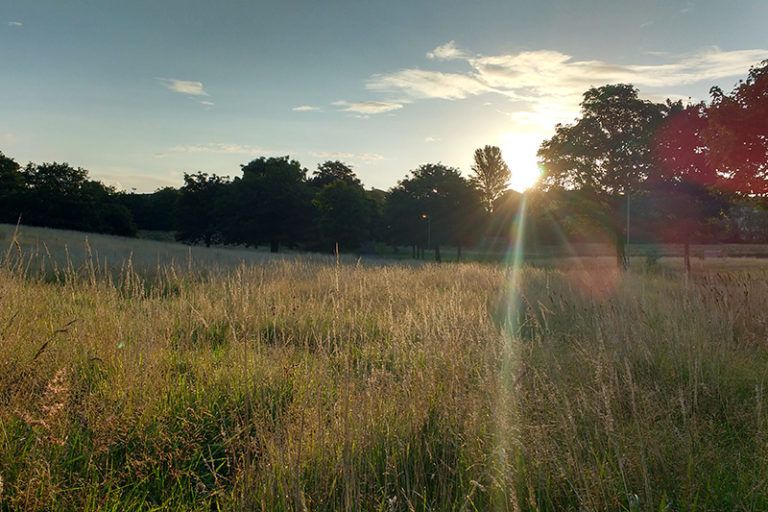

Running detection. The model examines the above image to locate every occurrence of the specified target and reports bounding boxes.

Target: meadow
[1,224,768,511]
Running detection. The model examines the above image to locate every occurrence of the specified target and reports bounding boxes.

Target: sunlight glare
[491,194,528,508]
[500,132,543,192]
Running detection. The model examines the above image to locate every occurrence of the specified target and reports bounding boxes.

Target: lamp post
[421,213,430,251]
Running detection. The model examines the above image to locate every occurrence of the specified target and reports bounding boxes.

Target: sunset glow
[500,132,544,192]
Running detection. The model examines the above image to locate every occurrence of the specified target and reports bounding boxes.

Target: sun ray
[492,194,528,508]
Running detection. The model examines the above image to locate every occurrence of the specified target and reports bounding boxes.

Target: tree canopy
[538,84,671,266]
[176,172,230,247]
[310,160,362,188]
[228,156,314,252]
[705,60,768,196]
[470,145,511,213]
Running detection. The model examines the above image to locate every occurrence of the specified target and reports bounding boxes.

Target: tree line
[0,159,137,236]
[538,59,768,269]
[1,60,766,265]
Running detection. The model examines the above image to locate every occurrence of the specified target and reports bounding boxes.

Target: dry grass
[1,225,768,511]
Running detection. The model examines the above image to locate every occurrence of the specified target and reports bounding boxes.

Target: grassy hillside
[1,225,768,510]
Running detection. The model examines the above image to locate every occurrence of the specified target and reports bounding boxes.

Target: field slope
[1,226,768,511]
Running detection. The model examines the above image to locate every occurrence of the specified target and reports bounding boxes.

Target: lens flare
[492,194,528,506]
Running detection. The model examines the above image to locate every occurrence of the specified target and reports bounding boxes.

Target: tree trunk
[684,241,691,274]
[457,245,462,262]
[434,245,441,263]
[270,240,279,253]
[615,230,628,270]
[412,244,416,259]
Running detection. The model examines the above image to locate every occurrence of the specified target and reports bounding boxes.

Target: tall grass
[1,226,768,510]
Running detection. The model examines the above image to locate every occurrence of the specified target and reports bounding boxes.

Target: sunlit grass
[2,225,768,510]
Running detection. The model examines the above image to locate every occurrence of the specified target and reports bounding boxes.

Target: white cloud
[7,21,22,27]
[167,143,275,155]
[367,69,489,100]
[292,105,321,112]
[362,44,767,130]
[426,41,467,61]
[199,100,215,107]
[368,45,767,103]
[332,100,403,114]
[155,77,209,96]
[424,136,440,143]
[310,151,384,162]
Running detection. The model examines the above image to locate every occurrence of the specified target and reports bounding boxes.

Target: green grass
[2,225,768,510]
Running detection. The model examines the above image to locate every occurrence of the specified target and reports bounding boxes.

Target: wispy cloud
[310,151,384,162]
[367,69,487,100]
[199,100,215,108]
[332,100,403,115]
[365,43,768,128]
[424,136,441,143]
[7,21,22,27]
[426,40,467,61]
[292,105,321,112]
[167,143,275,155]
[156,77,209,96]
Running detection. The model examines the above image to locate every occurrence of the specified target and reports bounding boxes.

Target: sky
[1,0,766,192]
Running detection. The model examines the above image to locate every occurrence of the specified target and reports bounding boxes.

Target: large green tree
[385,163,482,261]
[309,161,375,251]
[538,84,668,268]
[383,187,421,256]
[229,156,314,252]
[175,172,229,247]
[313,181,373,251]
[470,145,511,213]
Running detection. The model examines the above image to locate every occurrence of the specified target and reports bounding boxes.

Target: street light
[421,213,431,250]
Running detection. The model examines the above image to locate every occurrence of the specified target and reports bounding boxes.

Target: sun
[500,132,543,192]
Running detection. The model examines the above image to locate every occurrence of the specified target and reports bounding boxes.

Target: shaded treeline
[0,160,136,236]
[1,60,766,259]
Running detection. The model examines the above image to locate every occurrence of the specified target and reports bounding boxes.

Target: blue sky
[1,0,766,192]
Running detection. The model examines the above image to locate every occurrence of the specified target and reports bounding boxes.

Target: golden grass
[1,225,768,510]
